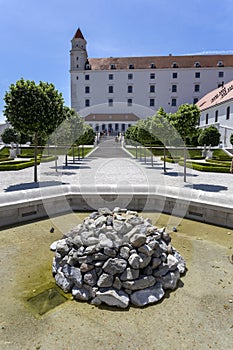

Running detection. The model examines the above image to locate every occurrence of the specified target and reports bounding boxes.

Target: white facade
[70,28,233,133]
[197,80,233,147]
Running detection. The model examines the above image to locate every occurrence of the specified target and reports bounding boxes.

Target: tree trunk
[184,146,187,182]
[163,145,166,173]
[34,133,38,183]
[150,143,153,167]
[72,145,75,163]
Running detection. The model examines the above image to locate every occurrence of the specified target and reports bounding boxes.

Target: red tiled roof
[88,54,233,70]
[196,79,233,111]
[74,28,85,40]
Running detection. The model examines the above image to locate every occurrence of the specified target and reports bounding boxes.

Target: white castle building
[197,79,233,148]
[70,28,233,134]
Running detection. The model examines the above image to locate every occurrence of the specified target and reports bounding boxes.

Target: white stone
[103,258,127,275]
[122,275,155,291]
[130,233,147,248]
[120,267,139,281]
[130,283,165,306]
[128,253,141,269]
[92,289,129,308]
[97,273,114,288]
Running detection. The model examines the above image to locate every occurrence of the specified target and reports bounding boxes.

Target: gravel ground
[0,212,232,350]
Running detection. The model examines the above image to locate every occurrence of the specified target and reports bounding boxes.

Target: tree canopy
[198,126,221,147]
[4,78,65,137]
[168,104,200,141]
[3,78,66,181]
[1,127,19,144]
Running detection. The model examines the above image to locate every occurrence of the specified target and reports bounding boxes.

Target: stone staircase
[90,136,131,158]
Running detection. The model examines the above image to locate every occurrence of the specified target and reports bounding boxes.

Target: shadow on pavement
[4,181,67,192]
[49,165,90,170]
[184,183,228,192]
[164,172,198,178]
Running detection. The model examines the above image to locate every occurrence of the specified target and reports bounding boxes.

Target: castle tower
[70,28,88,71]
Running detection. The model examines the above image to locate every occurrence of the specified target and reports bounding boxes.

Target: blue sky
[1,0,233,123]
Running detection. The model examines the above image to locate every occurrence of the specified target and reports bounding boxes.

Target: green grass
[0,145,94,158]
[125,146,203,159]
[212,149,232,161]
[67,146,93,157]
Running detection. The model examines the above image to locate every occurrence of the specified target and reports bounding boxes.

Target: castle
[70,28,233,135]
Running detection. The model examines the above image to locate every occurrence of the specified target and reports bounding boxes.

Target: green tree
[4,78,66,182]
[230,133,233,146]
[149,107,176,172]
[198,126,221,147]
[125,125,139,144]
[168,104,200,181]
[1,127,19,144]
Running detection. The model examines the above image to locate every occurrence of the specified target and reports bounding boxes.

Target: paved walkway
[0,136,233,209]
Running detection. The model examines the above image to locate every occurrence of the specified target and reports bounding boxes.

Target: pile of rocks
[50,208,186,308]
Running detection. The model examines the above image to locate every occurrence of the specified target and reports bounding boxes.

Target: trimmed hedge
[160,156,180,163]
[0,157,14,162]
[0,158,40,171]
[179,160,231,173]
[0,155,58,171]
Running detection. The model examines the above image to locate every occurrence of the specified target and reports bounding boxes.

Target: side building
[70,28,233,134]
[196,80,233,148]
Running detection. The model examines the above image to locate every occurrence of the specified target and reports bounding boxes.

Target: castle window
[76,76,79,80]
[110,64,116,69]
[150,99,155,107]
[195,72,200,78]
[217,61,224,67]
[150,63,156,69]
[150,85,155,93]
[193,98,198,104]
[85,99,90,107]
[194,61,201,67]
[76,65,79,68]
[172,72,178,79]
[85,64,91,70]
[128,85,133,93]
[128,73,133,80]
[226,106,230,120]
[172,85,177,93]
[108,99,113,107]
[215,110,218,123]
[129,64,134,69]
[85,74,89,80]
[150,73,155,79]
[109,74,114,80]
[205,113,209,124]
[194,84,200,92]
[127,98,132,106]
[76,57,79,60]
[108,85,114,93]
[85,86,90,93]
[171,98,177,107]
[218,71,224,78]
[172,62,178,68]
